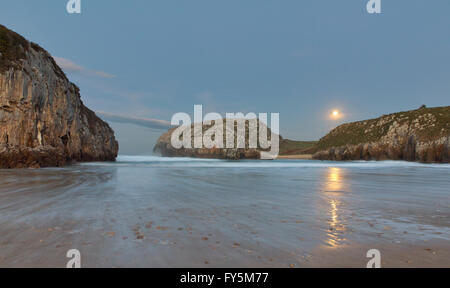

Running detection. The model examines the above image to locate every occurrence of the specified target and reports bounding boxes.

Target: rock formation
[313,106,450,163]
[154,119,278,160]
[0,24,118,168]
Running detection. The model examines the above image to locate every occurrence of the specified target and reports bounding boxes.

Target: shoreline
[276,154,313,160]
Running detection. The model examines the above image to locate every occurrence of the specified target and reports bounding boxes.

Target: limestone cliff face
[0,25,118,168]
[313,106,450,163]
[154,120,277,160]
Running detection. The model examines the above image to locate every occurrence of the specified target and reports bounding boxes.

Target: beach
[0,157,449,268]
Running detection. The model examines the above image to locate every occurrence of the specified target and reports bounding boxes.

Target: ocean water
[0,156,449,267]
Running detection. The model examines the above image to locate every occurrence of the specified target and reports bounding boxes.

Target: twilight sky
[1,1,449,154]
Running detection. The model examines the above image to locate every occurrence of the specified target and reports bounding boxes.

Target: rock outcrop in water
[154,119,278,160]
[0,25,118,168]
[313,106,450,163]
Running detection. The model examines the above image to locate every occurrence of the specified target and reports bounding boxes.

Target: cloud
[92,71,116,79]
[96,111,171,130]
[53,57,83,72]
[54,57,116,79]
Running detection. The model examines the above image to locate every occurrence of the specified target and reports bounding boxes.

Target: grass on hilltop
[0,24,29,72]
[316,106,450,151]
[0,24,67,80]
[279,139,317,155]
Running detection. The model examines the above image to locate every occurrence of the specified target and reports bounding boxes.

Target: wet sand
[0,157,448,268]
[303,240,450,268]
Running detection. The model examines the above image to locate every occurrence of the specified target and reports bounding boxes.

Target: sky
[1,0,450,154]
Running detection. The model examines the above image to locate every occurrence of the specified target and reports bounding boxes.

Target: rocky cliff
[154,119,278,160]
[313,106,450,163]
[0,25,118,168]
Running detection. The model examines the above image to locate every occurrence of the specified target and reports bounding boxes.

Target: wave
[78,155,450,169]
[116,155,222,162]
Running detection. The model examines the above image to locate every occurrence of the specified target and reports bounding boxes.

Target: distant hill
[279,139,317,155]
[313,106,450,163]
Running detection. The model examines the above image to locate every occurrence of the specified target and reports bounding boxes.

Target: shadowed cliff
[0,24,118,168]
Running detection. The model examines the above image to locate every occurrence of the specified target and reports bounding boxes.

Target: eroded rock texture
[0,25,118,168]
[154,119,277,160]
[313,106,450,163]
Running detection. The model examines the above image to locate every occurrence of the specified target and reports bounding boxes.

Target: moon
[330,110,342,120]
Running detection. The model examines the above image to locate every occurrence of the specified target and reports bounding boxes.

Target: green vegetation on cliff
[312,106,450,162]
[0,24,29,72]
[0,24,66,79]
[316,106,450,151]
[279,139,317,155]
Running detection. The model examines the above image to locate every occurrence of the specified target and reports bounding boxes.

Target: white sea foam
[116,155,221,162]
[89,155,450,169]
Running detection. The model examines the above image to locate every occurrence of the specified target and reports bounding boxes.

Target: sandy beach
[0,157,448,268]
